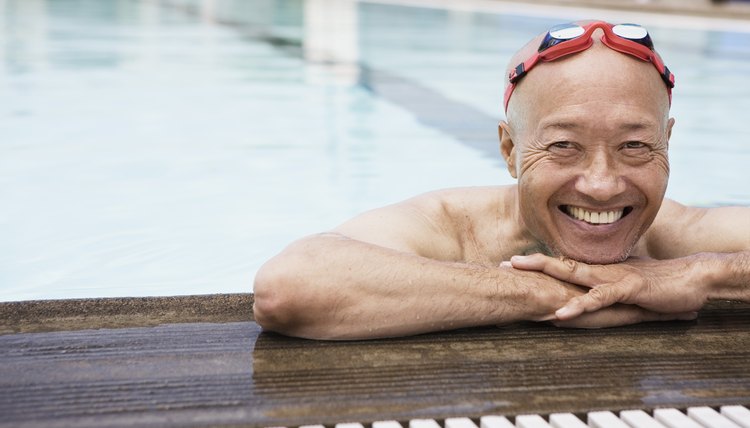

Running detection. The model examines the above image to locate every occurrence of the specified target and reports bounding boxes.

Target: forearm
[704,250,750,302]
[253,233,549,340]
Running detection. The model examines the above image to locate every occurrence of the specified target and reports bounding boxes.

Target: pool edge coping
[0,293,255,335]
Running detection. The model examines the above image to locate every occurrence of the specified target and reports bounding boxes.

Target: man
[253,21,750,340]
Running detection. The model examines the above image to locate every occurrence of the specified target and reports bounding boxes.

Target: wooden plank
[0,302,749,427]
[0,294,255,334]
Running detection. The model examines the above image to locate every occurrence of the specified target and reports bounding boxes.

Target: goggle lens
[612,23,653,49]
[612,23,648,39]
[548,24,585,40]
[540,23,654,54]
[539,24,585,51]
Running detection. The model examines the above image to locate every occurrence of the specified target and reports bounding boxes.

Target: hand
[497,263,586,322]
[499,261,697,328]
[508,254,708,321]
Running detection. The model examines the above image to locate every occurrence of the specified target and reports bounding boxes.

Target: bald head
[504,23,672,130]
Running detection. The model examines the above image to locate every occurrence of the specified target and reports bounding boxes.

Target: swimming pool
[2,0,749,302]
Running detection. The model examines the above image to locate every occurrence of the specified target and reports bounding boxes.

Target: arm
[253,190,580,339]
[648,201,750,302]
[664,201,750,302]
[705,251,750,302]
[254,233,575,339]
[509,200,750,321]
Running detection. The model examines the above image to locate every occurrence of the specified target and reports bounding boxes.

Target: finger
[553,306,697,329]
[553,304,644,328]
[555,283,625,320]
[511,254,596,287]
[508,253,548,270]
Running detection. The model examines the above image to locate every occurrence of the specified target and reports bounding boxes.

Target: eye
[623,141,648,150]
[544,140,580,159]
[549,141,574,150]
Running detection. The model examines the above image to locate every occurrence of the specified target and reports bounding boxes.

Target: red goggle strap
[599,32,675,90]
[504,31,596,112]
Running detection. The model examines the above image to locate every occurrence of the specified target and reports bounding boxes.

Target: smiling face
[501,40,674,264]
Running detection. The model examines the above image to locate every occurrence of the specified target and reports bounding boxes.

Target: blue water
[2,0,749,301]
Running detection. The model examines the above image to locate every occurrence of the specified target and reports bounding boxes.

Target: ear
[666,117,675,148]
[499,121,518,179]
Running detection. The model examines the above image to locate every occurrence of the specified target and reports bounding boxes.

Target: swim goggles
[503,21,675,112]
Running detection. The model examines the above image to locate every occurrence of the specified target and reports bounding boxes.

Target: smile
[562,205,632,225]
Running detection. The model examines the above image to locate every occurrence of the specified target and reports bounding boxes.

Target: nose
[574,149,627,202]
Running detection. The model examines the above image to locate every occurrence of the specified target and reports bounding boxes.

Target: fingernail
[510,255,525,262]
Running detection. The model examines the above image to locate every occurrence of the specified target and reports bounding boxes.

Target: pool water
[2,0,749,301]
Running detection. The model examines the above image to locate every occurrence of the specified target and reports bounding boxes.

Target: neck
[504,185,551,259]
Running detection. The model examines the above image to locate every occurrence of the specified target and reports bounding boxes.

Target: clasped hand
[509,253,708,327]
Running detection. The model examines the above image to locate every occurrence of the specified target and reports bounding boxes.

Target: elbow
[252,234,358,340]
[252,258,300,335]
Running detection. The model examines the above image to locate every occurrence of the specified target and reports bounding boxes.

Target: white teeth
[566,206,624,225]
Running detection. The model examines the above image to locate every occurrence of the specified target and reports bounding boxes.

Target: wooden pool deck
[1,295,749,427]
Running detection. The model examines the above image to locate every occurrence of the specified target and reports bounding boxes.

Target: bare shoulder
[645,198,750,259]
[333,186,511,261]
[423,186,509,219]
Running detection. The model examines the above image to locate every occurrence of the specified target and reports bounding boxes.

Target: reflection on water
[1,0,749,301]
